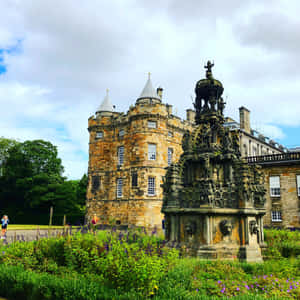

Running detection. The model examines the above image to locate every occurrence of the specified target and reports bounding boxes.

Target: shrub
[0,230,179,296]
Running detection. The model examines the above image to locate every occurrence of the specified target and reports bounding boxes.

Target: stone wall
[262,164,300,228]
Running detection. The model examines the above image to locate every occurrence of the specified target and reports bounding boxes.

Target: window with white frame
[168,131,173,137]
[168,148,173,166]
[119,129,125,137]
[271,211,282,222]
[96,131,103,139]
[148,177,155,195]
[117,178,123,197]
[148,121,157,129]
[297,175,300,196]
[148,144,156,160]
[118,146,124,165]
[269,176,280,197]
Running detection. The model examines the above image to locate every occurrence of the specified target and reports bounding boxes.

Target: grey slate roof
[97,89,114,112]
[137,73,160,101]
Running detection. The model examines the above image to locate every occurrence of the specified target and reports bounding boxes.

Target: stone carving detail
[185,221,196,236]
[162,61,266,261]
[220,220,233,236]
[249,220,259,235]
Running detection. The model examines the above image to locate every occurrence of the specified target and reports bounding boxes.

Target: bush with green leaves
[1,228,300,299]
[264,229,300,259]
[0,229,178,296]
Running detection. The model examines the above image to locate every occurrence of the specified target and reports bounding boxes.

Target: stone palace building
[86,72,300,229]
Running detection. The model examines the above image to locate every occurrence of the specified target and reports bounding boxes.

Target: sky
[0,0,300,179]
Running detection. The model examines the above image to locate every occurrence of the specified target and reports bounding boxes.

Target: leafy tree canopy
[0,137,20,167]
[0,139,87,224]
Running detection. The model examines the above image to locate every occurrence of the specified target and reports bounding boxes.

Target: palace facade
[86,73,298,229]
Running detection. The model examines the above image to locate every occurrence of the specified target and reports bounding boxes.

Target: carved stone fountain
[162,62,266,261]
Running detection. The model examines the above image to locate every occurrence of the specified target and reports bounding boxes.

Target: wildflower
[196,289,199,292]
[236,287,240,291]
[245,285,250,290]
[218,280,222,284]
[221,288,225,293]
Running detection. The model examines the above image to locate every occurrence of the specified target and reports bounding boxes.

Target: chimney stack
[166,104,172,115]
[186,109,196,124]
[239,106,251,134]
[157,87,163,99]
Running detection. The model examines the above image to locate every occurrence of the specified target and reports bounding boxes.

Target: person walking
[1,215,9,239]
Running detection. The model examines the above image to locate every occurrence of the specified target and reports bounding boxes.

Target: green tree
[76,173,88,206]
[0,139,86,224]
[0,137,19,176]
[0,140,64,222]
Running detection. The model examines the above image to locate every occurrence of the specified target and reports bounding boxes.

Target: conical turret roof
[137,73,161,102]
[97,89,114,112]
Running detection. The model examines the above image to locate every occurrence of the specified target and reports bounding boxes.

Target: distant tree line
[0,138,87,225]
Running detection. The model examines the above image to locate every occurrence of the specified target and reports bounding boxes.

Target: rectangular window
[91,176,100,193]
[96,131,103,139]
[271,211,282,222]
[148,177,155,196]
[297,175,300,196]
[132,172,138,187]
[148,144,156,160]
[270,176,280,197]
[119,129,125,137]
[168,131,173,137]
[168,148,173,166]
[117,178,123,197]
[118,146,124,165]
[253,147,257,156]
[148,121,157,129]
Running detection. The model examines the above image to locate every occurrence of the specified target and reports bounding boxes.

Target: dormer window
[96,131,103,139]
[148,121,157,129]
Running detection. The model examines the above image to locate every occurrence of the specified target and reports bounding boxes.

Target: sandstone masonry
[86,77,193,229]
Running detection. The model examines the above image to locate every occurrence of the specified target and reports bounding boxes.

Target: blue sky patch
[278,126,300,149]
[0,40,23,75]
[0,49,6,74]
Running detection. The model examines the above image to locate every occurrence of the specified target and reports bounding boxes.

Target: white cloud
[0,0,300,178]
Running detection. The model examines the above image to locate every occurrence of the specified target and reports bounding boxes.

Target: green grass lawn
[8,224,67,230]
